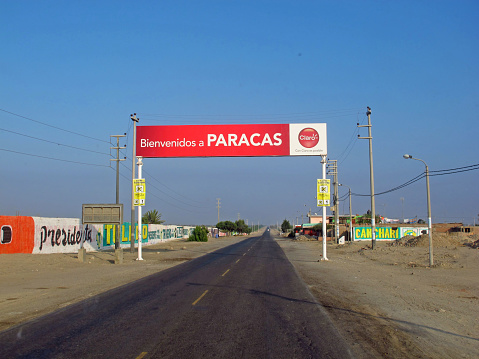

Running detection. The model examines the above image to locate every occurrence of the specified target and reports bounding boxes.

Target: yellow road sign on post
[133,179,146,206]
[317,179,330,207]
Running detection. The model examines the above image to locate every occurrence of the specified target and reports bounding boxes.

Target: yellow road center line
[222,269,230,277]
[236,259,240,264]
[136,352,148,359]
[192,290,209,306]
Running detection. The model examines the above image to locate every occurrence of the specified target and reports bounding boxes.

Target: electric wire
[119,161,208,208]
[0,108,110,144]
[429,164,479,176]
[117,170,204,214]
[0,127,111,156]
[351,173,425,197]
[0,147,111,167]
[140,108,363,119]
[337,112,367,165]
[430,167,478,176]
[430,164,479,173]
[350,163,479,197]
[138,108,364,124]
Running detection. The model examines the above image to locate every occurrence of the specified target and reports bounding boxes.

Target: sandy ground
[0,235,247,332]
[276,231,479,359]
[1,231,478,358]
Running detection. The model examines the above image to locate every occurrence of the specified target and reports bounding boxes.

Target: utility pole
[216,198,221,223]
[130,113,139,253]
[110,135,126,251]
[358,107,376,249]
[327,160,339,243]
[339,184,353,242]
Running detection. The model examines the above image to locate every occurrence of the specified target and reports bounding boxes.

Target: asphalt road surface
[0,230,353,358]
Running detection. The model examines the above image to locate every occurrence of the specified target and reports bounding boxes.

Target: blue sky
[1,0,478,226]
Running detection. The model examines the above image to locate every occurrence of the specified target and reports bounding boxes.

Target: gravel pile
[391,232,477,248]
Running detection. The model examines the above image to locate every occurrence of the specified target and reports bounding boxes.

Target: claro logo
[298,128,319,148]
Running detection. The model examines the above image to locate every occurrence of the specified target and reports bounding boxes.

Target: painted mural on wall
[0,216,196,254]
[101,223,149,247]
[34,217,101,254]
[353,226,428,241]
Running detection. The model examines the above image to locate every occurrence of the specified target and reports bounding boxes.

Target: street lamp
[403,154,433,266]
[338,184,353,242]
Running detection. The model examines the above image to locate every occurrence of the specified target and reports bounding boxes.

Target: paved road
[0,230,353,358]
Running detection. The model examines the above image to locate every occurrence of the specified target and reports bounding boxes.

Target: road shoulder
[275,233,479,359]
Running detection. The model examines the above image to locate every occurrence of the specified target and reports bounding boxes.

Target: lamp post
[403,154,433,266]
[339,184,353,242]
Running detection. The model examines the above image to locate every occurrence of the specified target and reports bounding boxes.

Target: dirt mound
[390,235,416,247]
[391,232,475,248]
[293,234,317,241]
[466,239,479,249]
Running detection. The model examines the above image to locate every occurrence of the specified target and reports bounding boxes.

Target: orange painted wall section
[0,216,35,254]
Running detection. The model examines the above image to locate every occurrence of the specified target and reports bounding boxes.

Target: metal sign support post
[137,156,144,261]
[321,155,328,261]
[130,114,139,253]
[349,187,353,242]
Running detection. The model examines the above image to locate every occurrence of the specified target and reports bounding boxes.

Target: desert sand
[0,231,477,358]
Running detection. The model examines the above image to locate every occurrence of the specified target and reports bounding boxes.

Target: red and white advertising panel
[136,123,326,158]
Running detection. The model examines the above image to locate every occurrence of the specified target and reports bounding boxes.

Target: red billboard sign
[136,123,326,158]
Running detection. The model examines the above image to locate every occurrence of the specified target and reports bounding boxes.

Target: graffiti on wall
[354,227,400,240]
[0,216,197,254]
[353,226,428,241]
[147,225,194,241]
[39,225,93,251]
[102,223,148,247]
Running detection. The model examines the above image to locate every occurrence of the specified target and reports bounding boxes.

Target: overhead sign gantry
[133,122,329,260]
[136,123,327,158]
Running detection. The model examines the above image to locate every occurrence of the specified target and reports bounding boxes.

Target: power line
[351,163,479,197]
[0,147,111,167]
[352,173,425,197]
[117,170,205,214]
[337,112,367,165]
[0,127,111,156]
[430,163,479,173]
[139,108,363,119]
[119,161,208,208]
[0,108,110,144]
[138,108,364,124]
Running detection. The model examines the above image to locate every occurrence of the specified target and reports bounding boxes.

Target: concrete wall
[0,216,196,254]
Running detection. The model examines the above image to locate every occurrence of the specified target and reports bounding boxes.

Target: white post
[137,156,144,261]
[321,156,328,260]
[349,188,353,242]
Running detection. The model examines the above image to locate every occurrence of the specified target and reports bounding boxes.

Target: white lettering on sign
[140,138,197,148]
[207,133,282,147]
